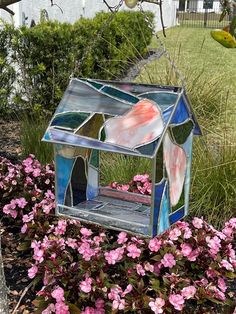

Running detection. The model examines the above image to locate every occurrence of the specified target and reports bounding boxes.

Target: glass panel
[104,99,164,149]
[169,206,185,225]
[75,113,104,138]
[136,139,158,156]
[48,128,142,155]
[152,179,166,236]
[89,149,99,168]
[182,132,193,215]
[170,97,190,124]
[70,156,87,205]
[101,85,139,104]
[87,165,99,200]
[171,187,185,213]
[51,112,90,129]
[163,132,187,207]
[158,181,170,234]
[138,92,178,111]
[162,105,175,124]
[169,120,194,145]
[55,79,133,116]
[155,143,164,183]
[55,154,75,205]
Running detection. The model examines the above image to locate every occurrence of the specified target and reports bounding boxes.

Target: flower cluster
[1,157,236,313]
[109,173,152,195]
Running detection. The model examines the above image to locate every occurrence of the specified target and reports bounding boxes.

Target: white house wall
[0,0,178,31]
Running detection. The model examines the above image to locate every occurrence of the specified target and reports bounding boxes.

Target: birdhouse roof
[43,78,201,158]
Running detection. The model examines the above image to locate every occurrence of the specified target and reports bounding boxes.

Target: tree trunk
[0,236,9,314]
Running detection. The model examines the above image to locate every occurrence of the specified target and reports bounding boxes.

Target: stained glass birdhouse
[43,78,201,237]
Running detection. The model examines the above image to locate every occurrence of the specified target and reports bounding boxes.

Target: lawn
[138,27,236,113]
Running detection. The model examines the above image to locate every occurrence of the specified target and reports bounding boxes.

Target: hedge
[0,11,154,114]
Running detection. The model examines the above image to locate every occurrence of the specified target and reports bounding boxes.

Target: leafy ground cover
[0,155,236,313]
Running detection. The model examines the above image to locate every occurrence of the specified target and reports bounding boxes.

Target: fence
[176,0,231,29]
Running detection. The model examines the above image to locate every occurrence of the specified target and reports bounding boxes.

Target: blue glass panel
[171,97,190,124]
[158,182,170,234]
[51,112,90,129]
[87,165,99,200]
[48,128,142,156]
[153,179,166,236]
[55,79,132,116]
[162,105,174,124]
[169,206,185,225]
[136,139,159,156]
[55,154,74,205]
[101,85,139,104]
[138,92,178,111]
[43,130,50,141]
[182,132,193,215]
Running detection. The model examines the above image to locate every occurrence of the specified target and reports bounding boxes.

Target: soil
[0,118,22,163]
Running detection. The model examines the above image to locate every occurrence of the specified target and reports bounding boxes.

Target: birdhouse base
[58,194,151,236]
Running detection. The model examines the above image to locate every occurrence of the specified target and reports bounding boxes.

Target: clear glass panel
[49,128,141,155]
[75,113,104,138]
[104,99,164,149]
[155,143,164,183]
[70,156,87,205]
[163,132,187,207]
[55,79,133,116]
[138,92,178,110]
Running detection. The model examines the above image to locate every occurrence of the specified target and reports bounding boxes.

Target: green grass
[19,113,54,165]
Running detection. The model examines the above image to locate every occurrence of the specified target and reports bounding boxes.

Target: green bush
[0,11,153,114]
[0,23,16,116]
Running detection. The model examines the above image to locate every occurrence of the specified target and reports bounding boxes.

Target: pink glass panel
[164,132,187,206]
[104,99,164,149]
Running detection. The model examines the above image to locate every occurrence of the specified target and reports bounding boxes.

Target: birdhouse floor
[58,196,151,236]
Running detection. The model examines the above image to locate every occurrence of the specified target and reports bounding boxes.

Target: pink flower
[28,265,38,279]
[16,197,28,208]
[221,260,234,271]
[206,236,221,256]
[105,248,124,265]
[192,217,203,229]
[149,297,165,314]
[78,242,95,261]
[144,262,154,272]
[169,228,181,241]
[33,249,44,263]
[54,220,67,235]
[183,227,192,239]
[80,227,93,237]
[95,299,105,309]
[80,277,92,293]
[181,243,192,257]
[108,286,122,301]
[21,223,28,234]
[55,302,69,314]
[117,184,130,191]
[51,287,65,302]
[181,286,196,299]
[112,299,125,310]
[127,244,141,259]
[117,232,128,244]
[136,264,145,276]
[187,248,200,262]
[133,174,149,183]
[169,294,185,311]
[42,303,55,314]
[66,238,78,249]
[148,238,162,252]
[122,284,133,296]
[161,253,176,268]
[218,278,227,292]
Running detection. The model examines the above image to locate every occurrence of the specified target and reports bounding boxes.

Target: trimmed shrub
[0,11,154,114]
